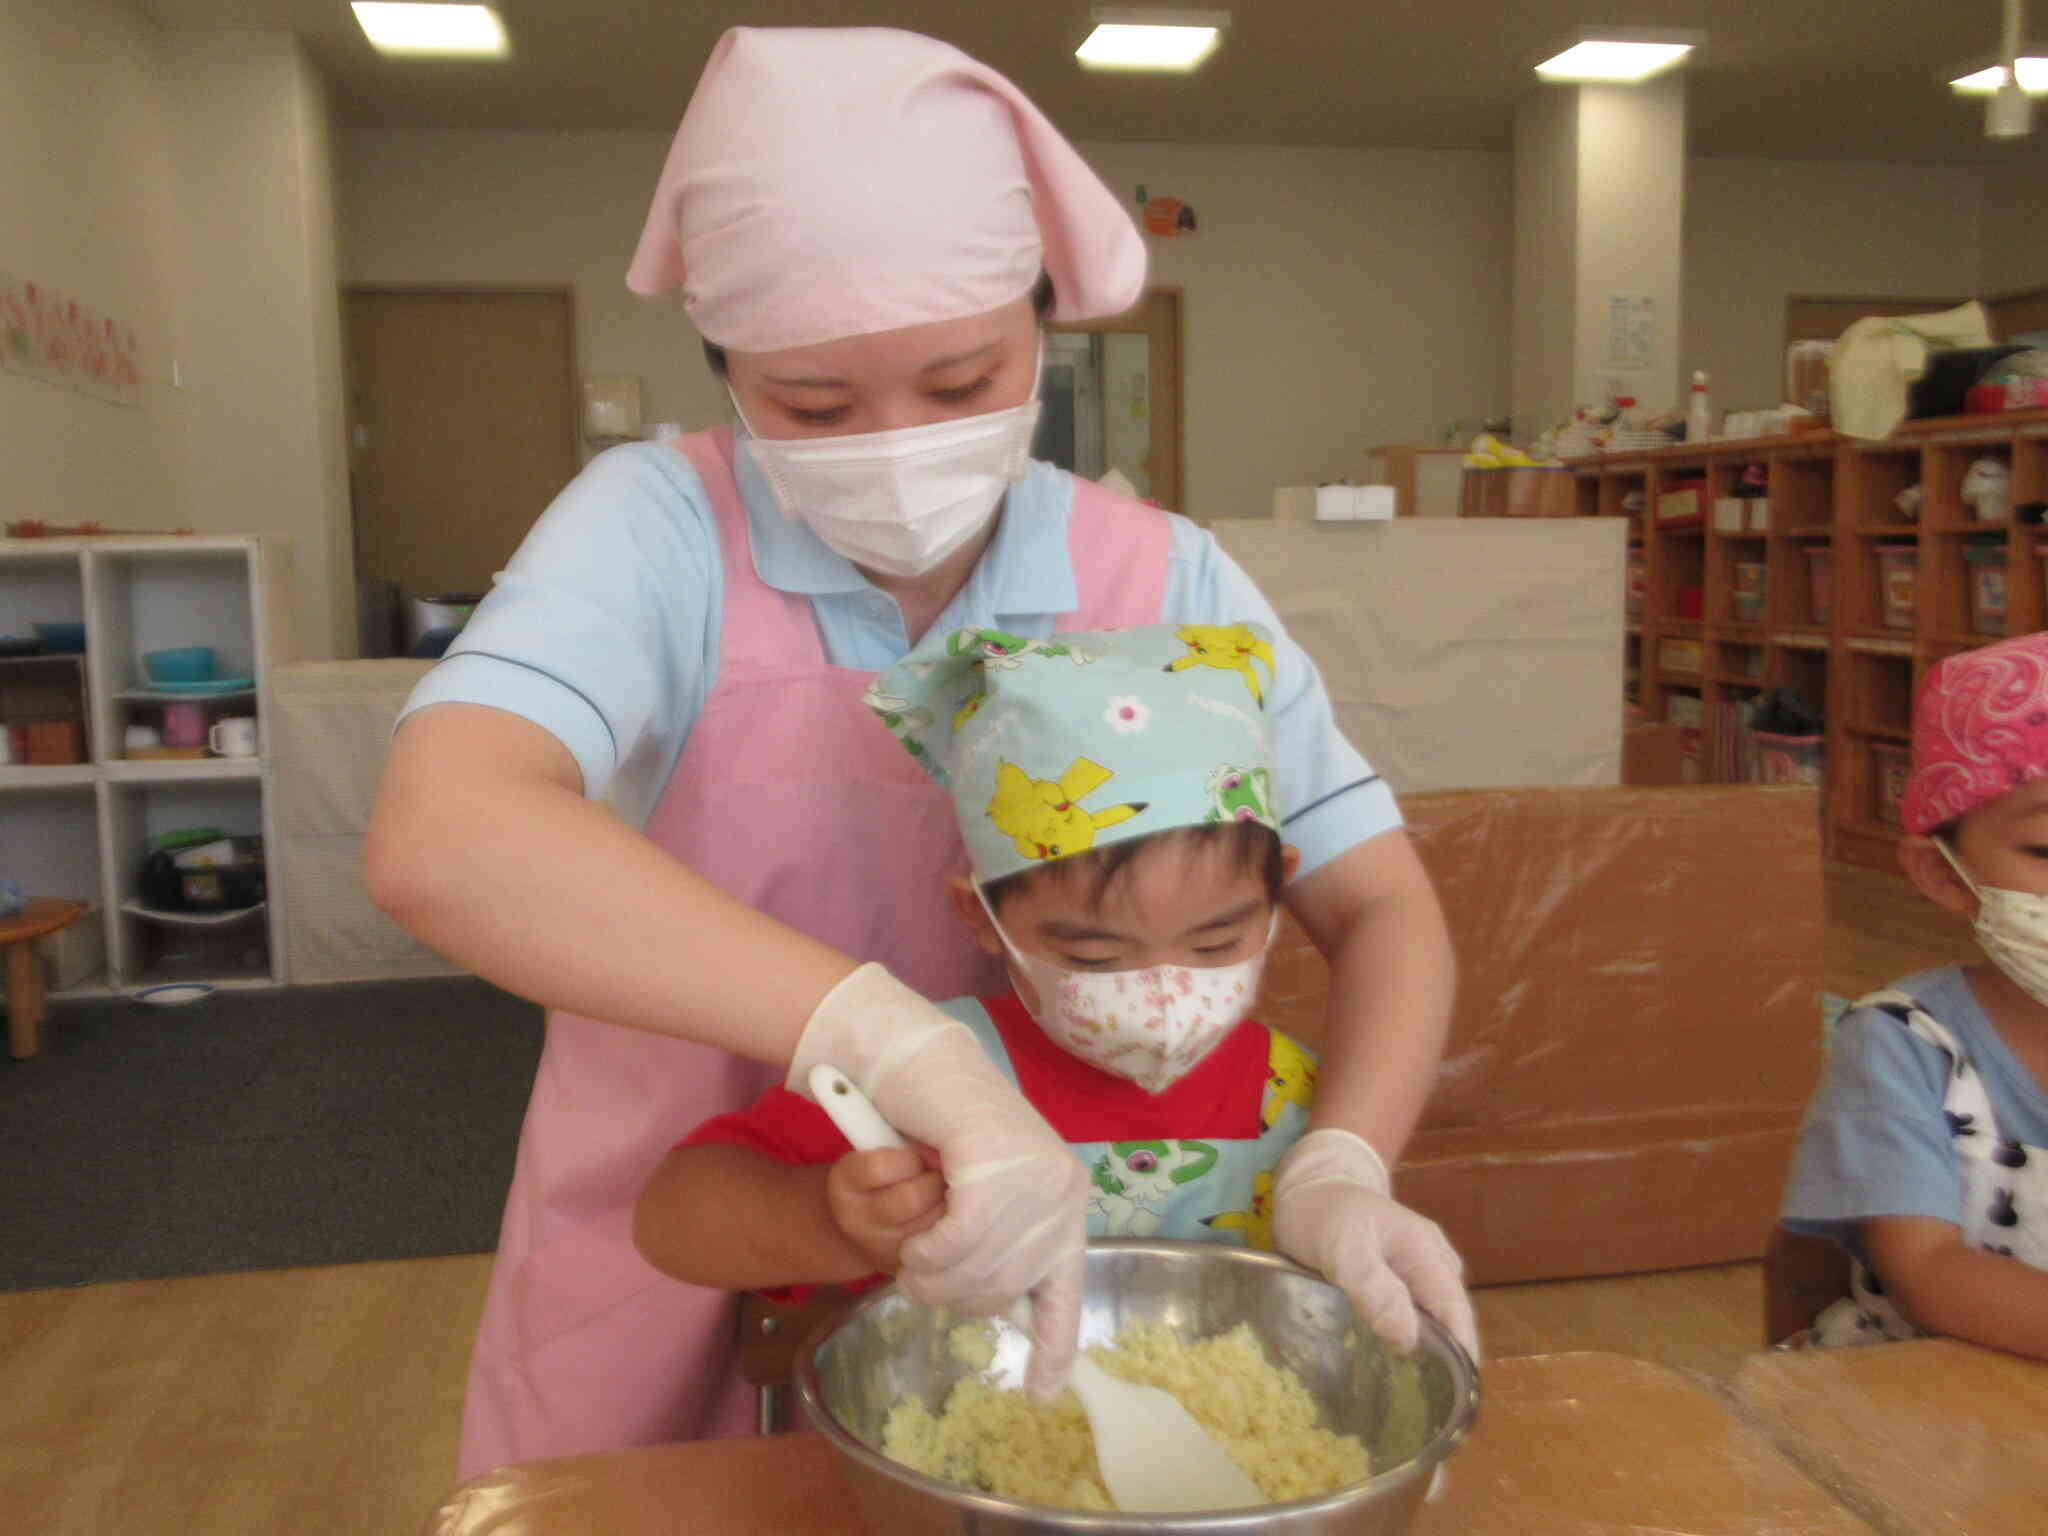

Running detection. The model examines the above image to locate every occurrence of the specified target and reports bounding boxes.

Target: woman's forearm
[366,703,858,1063]
[1286,831,1455,1163]
[635,1145,875,1289]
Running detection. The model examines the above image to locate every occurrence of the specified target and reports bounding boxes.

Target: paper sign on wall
[0,273,142,406]
[1606,293,1655,370]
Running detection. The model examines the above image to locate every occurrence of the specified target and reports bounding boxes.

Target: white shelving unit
[1,535,292,996]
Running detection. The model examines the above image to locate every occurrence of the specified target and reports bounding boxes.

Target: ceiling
[132,0,2038,165]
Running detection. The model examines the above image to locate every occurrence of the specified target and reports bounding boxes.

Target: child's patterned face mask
[979,891,1276,1094]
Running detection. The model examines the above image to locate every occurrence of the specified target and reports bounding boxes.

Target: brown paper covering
[1261,785,1825,1284]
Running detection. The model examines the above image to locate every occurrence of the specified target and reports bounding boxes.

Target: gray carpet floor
[0,976,543,1292]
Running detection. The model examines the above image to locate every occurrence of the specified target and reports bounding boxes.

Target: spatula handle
[808,1065,911,1152]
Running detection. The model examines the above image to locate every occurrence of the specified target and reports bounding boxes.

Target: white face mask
[1938,839,2048,1008]
[732,369,1041,581]
[981,894,1277,1094]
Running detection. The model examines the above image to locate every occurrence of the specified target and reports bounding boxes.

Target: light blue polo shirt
[1782,965,2048,1260]
[400,439,1399,874]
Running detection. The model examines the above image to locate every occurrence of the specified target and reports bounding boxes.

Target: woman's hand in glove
[1271,1127,1480,1360]
[789,963,1088,1398]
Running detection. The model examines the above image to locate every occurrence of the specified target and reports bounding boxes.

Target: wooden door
[343,287,580,637]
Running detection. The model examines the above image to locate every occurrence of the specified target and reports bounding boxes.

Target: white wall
[1683,157,1984,413]
[0,0,185,535]
[1980,146,2048,299]
[164,30,353,659]
[1071,143,1514,520]
[1512,87,1578,442]
[340,133,1517,524]
[1575,77,1687,416]
[1,4,354,659]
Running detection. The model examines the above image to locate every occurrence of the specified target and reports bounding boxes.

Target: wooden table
[1409,1352,1871,1535]
[422,1351,1873,1534]
[1734,1338,2048,1534]
[0,897,85,1059]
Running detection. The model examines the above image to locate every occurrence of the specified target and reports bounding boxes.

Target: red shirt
[679,991,1277,1301]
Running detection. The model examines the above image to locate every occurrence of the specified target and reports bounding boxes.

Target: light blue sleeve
[1780,1004,1967,1251]
[396,442,723,816]
[1160,515,1401,880]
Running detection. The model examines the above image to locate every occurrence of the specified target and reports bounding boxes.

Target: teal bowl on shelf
[141,646,216,684]
[32,621,86,653]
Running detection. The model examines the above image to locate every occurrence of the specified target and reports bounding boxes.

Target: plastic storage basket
[1871,741,1911,825]
[1964,541,2008,636]
[1733,560,1767,623]
[1752,730,1825,786]
[1875,543,1918,631]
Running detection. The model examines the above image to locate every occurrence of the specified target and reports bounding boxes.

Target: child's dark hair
[704,272,1057,378]
[981,820,1284,916]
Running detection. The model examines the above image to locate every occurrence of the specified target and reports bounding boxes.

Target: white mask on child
[1938,839,2048,1008]
[980,895,1277,1094]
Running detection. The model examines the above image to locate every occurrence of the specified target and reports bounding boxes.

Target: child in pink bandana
[1781,632,2048,1356]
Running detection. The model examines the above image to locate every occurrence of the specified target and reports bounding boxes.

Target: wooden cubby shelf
[1578,408,2048,869]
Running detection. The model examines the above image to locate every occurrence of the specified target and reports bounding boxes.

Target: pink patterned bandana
[1903,633,2048,834]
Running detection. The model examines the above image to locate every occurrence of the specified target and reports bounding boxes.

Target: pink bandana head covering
[626,27,1146,352]
[1903,632,2048,834]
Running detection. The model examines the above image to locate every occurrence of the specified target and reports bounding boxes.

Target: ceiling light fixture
[351,3,508,58]
[1950,58,2048,91]
[1968,0,2036,137]
[1076,8,1230,73]
[1533,27,1703,84]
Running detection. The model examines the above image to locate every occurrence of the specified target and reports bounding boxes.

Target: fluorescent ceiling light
[352,3,507,57]
[1535,40,1695,82]
[1077,9,1229,72]
[1950,58,2048,92]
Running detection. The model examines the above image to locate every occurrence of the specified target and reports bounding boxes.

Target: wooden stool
[1,898,86,1059]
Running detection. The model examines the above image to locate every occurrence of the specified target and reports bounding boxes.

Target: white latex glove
[789,963,1088,1398]
[1272,1128,1480,1362]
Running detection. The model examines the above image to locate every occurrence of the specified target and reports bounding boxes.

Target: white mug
[208,716,259,758]
[125,724,163,752]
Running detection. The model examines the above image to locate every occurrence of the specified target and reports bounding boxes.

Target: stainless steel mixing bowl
[793,1240,1479,1534]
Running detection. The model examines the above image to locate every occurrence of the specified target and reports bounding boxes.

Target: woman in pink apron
[368,26,1472,1481]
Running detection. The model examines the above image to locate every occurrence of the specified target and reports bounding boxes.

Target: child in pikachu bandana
[637,623,1339,1305]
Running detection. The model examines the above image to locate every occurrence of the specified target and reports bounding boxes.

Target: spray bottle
[1687,371,1714,443]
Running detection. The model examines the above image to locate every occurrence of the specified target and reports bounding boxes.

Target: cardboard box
[1657,637,1704,674]
[23,719,84,764]
[1655,485,1705,525]
[1272,484,1396,521]
[1258,785,1825,1284]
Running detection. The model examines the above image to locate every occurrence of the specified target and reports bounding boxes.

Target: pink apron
[457,428,1169,1478]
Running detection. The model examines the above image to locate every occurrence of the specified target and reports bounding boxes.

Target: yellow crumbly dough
[882,1321,1370,1510]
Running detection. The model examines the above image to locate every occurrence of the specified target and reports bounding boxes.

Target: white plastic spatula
[807,1065,1266,1514]
[1067,1353,1265,1513]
